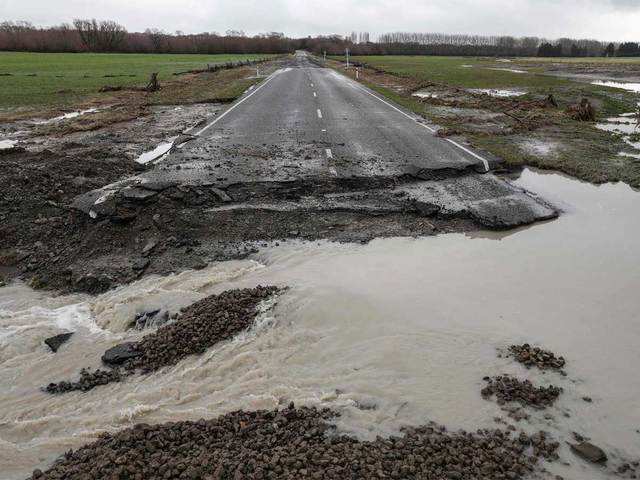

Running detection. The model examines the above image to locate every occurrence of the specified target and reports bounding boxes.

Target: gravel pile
[507,344,566,371]
[45,368,124,394]
[481,375,562,409]
[29,404,560,480]
[44,286,280,394]
[124,285,280,373]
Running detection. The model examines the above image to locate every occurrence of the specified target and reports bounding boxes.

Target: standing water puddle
[592,80,640,93]
[488,67,528,74]
[596,115,640,158]
[412,90,439,99]
[469,88,527,97]
[1,169,640,479]
[33,108,100,125]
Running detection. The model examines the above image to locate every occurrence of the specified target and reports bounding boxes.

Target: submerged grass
[0,52,275,108]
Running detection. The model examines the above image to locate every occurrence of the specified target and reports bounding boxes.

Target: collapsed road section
[6,52,557,294]
[65,53,557,292]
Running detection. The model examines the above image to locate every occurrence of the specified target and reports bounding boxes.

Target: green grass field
[0,52,275,108]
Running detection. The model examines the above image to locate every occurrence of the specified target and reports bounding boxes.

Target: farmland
[0,52,275,108]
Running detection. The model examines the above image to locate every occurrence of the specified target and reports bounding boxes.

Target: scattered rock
[481,375,562,409]
[413,200,442,216]
[132,258,150,271]
[211,187,233,202]
[129,309,169,330]
[507,344,566,371]
[101,342,142,366]
[44,332,74,352]
[45,368,124,394]
[142,239,158,255]
[570,441,607,464]
[73,273,113,294]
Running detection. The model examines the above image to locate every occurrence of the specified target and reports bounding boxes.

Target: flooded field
[592,81,640,93]
[1,168,639,480]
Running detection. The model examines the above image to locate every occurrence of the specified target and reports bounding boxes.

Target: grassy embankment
[330,55,640,187]
[0,52,276,109]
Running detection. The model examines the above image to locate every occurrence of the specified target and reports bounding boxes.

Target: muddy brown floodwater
[1,168,639,479]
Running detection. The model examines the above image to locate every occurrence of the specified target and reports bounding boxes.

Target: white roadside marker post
[346,48,350,68]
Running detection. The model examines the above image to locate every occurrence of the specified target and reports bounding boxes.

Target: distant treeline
[1,21,639,58]
[0,20,293,54]
[358,33,638,58]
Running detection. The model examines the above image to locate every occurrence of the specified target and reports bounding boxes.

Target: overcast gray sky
[2,0,639,42]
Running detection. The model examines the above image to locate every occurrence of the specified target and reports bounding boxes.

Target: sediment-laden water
[1,169,639,479]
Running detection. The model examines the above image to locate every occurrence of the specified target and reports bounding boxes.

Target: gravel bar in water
[28,404,560,480]
[45,286,281,394]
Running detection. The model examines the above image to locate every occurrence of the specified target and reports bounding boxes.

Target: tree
[73,19,127,52]
[145,28,166,52]
[617,42,640,57]
[538,42,562,57]
[604,43,615,57]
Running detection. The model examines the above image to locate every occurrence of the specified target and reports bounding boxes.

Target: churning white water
[1,169,639,479]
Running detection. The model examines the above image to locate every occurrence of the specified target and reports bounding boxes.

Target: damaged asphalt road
[6,53,557,293]
[74,52,556,228]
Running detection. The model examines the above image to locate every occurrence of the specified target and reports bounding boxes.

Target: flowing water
[1,169,640,479]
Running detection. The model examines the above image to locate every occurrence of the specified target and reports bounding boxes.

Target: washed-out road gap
[74,52,557,231]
